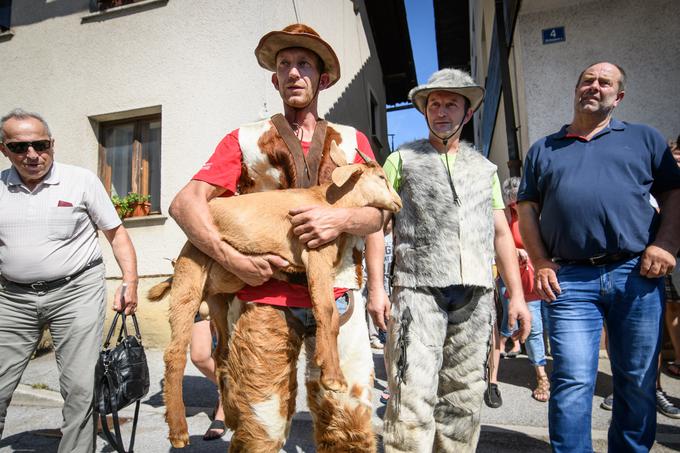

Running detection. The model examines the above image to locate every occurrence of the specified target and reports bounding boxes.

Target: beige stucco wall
[518,0,680,145]
[0,0,386,282]
[471,0,680,168]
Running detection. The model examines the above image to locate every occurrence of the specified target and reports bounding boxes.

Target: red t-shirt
[509,207,523,249]
[508,205,542,301]
[193,127,376,308]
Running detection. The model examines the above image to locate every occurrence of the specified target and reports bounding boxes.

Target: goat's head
[328,141,402,212]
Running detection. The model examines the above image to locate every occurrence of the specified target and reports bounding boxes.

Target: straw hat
[255,24,340,87]
[408,68,485,114]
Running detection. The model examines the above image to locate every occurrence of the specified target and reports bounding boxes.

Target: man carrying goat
[168,24,387,452]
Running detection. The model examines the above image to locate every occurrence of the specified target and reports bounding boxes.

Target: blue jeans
[498,280,549,367]
[525,300,549,367]
[547,256,663,453]
[287,292,350,330]
[501,296,548,366]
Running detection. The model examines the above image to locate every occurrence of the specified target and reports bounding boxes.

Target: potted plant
[111,195,132,219]
[127,193,151,217]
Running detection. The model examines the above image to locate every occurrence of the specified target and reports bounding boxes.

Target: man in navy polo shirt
[518,62,680,452]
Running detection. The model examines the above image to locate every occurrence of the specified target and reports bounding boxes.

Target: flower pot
[131,202,151,217]
[115,205,132,219]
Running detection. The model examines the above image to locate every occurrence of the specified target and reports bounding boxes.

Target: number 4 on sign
[542,26,565,44]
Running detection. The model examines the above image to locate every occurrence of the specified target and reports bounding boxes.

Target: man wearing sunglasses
[0,109,139,453]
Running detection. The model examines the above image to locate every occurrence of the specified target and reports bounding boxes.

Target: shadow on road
[496,356,615,398]
[478,425,552,452]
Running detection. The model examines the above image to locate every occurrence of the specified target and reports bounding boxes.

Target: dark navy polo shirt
[518,118,680,260]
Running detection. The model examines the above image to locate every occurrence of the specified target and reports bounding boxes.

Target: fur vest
[392,139,496,289]
[237,118,363,289]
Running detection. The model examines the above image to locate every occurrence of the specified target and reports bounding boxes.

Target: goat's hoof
[169,433,190,448]
[321,376,348,392]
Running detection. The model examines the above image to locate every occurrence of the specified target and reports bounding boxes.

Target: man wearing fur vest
[376,68,532,452]
[169,24,386,452]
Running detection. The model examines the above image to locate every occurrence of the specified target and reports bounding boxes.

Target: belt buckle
[30,281,48,291]
[587,254,607,266]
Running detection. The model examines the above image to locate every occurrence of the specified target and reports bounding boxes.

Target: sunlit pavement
[3,347,680,452]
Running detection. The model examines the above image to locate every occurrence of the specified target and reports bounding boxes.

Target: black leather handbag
[95,312,150,453]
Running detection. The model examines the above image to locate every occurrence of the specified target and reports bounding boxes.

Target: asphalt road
[2,347,680,452]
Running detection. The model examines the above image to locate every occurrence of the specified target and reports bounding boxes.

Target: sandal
[532,375,550,402]
[484,383,503,408]
[666,362,680,379]
[203,419,227,441]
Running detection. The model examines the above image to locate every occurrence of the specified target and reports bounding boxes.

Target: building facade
[470,0,680,183]
[0,0,398,279]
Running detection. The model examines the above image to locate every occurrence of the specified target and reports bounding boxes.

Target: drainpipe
[494,0,521,177]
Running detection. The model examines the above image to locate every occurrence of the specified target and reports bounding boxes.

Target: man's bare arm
[493,210,531,342]
[365,230,390,331]
[103,225,138,314]
[517,201,561,301]
[641,188,680,277]
[169,180,288,286]
[289,206,384,249]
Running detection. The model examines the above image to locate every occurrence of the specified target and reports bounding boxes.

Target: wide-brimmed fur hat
[255,23,340,87]
[408,68,485,114]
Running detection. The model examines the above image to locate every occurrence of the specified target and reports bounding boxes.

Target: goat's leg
[163,254,208,448]
[304,292,376,452]
[307,250,346,392]
[206,294,238,431]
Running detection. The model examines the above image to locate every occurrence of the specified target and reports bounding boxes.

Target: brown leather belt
[553,252,638,266]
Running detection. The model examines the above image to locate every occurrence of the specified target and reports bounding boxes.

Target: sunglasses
[3,140,52,154]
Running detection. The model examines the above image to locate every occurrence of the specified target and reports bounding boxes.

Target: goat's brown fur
[149,141,401,448]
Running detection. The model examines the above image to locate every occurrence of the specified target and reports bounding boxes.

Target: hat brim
[410,86,485,114]
[255,31,340,87]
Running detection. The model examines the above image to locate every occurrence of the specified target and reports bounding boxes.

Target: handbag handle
[98,311,145,453]
[104,313,143,349]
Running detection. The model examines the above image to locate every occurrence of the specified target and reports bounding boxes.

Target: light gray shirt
[0,162,121,283]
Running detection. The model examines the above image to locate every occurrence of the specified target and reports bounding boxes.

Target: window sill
[81,0,168,23]
[0,29,14,43]
[121,214,167,228]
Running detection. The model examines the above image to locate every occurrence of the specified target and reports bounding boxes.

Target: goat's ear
[331,164,363,188]
[329,140,348,167]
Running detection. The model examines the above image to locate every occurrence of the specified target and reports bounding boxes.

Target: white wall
[518,0,680,145]
[0,0,385,278]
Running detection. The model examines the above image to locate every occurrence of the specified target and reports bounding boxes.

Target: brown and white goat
[148,142,401,448]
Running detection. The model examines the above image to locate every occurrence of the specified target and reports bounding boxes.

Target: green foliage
[111,194,132,218]
[125,192,151,204]
[111,193,151,219]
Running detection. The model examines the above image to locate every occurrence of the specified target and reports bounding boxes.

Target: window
[0,0,11,32]
[90,0,144,11]
[98,115,161,213]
